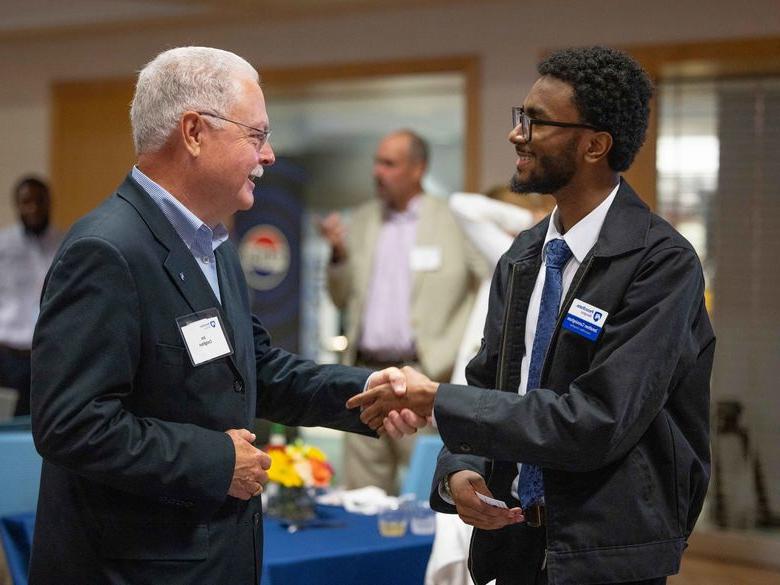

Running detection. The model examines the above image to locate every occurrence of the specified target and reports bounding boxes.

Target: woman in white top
[448,191,553,384]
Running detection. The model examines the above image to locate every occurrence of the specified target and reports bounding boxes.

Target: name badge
[410,246,442,272]
[176,309,233,366]
[562,298,609,341]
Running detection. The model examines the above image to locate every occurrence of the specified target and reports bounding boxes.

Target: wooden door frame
[621,36,780,210]
[260,55,481,191]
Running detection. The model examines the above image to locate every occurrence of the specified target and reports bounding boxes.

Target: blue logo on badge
[210,321,216,328]
[593,311,602,322]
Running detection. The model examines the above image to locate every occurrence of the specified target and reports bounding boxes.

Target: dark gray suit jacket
[29,174,371,584]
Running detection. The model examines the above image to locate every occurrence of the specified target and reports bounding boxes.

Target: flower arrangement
[265,440,333,522]
[267,441,334,489]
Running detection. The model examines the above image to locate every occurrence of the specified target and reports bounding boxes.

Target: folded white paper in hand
[476,491,508,509]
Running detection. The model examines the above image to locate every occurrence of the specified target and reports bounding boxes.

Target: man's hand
[361,367,428,438]
[347,366,437,431]
[317,212,348,264]
[225,428,272,500]
[382,409,429,439]
[365,366,407,395]
[449,470,524,530]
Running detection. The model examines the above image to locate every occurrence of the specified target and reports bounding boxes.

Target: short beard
[22,218,49,237]
[510,138,578,195]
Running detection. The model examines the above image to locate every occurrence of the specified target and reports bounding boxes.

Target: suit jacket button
[253,512,261,527]
[460,443,472,453]
[233,379,244,393]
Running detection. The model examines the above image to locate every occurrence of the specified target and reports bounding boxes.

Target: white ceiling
[0,0,203,32]
[0,0,471,37]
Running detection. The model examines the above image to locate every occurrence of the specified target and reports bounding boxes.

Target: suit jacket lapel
[214,246,240,352]
[116,174,237,354]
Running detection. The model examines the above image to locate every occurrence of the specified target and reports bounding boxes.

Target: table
[1,506,433,585]
[263,505,433,584]
[0,512,32,585]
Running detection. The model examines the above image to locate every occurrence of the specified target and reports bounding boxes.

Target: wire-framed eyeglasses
[511,106,600,143]
[197,111,272,150]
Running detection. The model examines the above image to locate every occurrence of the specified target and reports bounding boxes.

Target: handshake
[346,366,440,438]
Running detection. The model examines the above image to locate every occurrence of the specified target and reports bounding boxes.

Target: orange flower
[310,459,333,487]
[266,440,333,489]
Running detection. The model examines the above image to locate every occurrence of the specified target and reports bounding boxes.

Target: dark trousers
[0,345,32,416]
[493,524,667,585]
[494,524,548,585]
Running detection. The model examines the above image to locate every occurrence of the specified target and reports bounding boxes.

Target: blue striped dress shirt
[131,166,229,302]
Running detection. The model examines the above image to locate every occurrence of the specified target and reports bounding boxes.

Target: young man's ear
[584,131,613,165]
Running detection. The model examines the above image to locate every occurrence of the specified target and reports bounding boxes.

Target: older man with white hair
[29,46,408,584]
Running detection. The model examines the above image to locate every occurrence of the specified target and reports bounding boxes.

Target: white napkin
[316,486,399,515]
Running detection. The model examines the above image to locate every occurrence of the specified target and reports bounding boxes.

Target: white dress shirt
[510,182,619,499]
[438,181,620,505]
[132,166,229,302]
[0,223,62,349]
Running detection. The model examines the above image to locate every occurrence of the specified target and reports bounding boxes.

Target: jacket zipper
[497,262,518,391]
[536,253,595,576]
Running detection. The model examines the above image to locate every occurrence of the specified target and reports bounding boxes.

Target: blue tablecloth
[0,512,33,585]
[1,506,433,585]
[262,505,432,585]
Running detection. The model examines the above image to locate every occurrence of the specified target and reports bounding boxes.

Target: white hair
[130,46,259,154]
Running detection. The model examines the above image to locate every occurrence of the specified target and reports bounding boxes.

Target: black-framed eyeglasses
[511,106,600,143]
[197,111,272,149]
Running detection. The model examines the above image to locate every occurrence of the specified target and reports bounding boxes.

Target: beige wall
[1,0,779,226]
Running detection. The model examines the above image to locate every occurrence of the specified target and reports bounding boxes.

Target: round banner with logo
[239,224,291,292]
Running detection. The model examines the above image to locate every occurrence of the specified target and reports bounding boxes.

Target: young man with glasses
[351,46,714,585]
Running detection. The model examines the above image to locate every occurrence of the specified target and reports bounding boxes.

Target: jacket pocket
[99,522,208,560]
[155,342,187,366]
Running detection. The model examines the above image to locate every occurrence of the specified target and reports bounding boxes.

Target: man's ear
[584,131,613,165]
[181,111,205,157]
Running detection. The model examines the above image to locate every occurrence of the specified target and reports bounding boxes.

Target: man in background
[319,129,485,494]
[0,176,61,416]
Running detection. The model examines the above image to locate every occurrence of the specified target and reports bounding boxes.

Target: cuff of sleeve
[438,477,455,506]
[362,371,377,393]
[439,481,455,506]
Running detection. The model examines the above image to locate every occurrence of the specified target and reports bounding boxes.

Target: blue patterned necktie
[518,238,573,509]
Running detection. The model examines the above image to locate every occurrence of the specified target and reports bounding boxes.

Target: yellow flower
[267,448,303,488]
[266,441,332,489]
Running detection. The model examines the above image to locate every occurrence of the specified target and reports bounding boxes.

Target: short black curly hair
[538,46,653,172]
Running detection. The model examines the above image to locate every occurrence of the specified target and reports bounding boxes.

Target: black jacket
[30,175,371,584]
[430,181,714,585]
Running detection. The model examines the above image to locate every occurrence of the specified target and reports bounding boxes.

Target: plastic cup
[409,501,436,535]
[377,504,408,537]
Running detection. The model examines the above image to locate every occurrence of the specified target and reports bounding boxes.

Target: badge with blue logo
[562,298,609,341]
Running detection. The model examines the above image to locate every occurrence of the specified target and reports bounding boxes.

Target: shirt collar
[543,181,620,263]
[131,166,228,253]
[383,193,423,221]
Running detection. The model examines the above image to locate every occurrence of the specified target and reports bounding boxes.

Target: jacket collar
[506,179,651,264]
[115,173,223,314]
[591,179,650,258]
[116,173,192,253]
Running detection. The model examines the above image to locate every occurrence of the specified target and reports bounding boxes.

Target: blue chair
[400,434,443,500]
[0,429,42,518]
